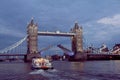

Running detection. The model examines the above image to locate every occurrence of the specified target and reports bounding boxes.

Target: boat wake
[47,69,58,73]
[29,69,58,77]
[29,70,44,74]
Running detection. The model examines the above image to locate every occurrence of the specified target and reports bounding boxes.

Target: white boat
[31,57,53,70]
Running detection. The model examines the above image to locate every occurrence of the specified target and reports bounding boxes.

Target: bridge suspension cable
[0,36,27,53]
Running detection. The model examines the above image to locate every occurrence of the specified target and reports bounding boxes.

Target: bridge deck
[0,54,26,56]
[87,53,120,56]
[87,53,120,60]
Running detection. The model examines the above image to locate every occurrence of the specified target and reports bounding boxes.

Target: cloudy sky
[0,0,120,54]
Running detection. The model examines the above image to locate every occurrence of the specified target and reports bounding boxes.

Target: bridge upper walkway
[38,31,75,37]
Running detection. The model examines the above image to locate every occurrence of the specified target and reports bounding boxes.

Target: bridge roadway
[38,31,75,37]
[87,53,120,60]
[0,53,120,61]
[0,53,26,56]
[87,53,120,56]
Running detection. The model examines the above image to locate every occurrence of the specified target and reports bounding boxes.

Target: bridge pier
[24,53,40,62]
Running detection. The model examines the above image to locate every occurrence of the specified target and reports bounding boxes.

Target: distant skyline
[0,0,120,54]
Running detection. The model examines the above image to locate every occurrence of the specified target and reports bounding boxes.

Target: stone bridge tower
[26,19,40,61]
[71,22,85,60]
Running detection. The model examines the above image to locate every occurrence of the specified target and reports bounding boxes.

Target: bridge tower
[71,22,86,60]
[26,19,40,62]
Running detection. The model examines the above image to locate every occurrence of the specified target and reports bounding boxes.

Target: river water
[0,60,120,80]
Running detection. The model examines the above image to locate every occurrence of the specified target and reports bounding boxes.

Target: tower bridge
[0,19,120,62]
[0,19,83,62]
[26,19,83,61]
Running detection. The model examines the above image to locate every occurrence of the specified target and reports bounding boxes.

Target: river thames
[0,60,120,80]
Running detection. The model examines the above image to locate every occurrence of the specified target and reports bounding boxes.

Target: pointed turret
[28,18,34,26]
[74,21,79,29]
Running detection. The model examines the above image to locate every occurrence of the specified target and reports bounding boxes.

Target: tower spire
[74,21,79,29]
[30,17,34,26]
